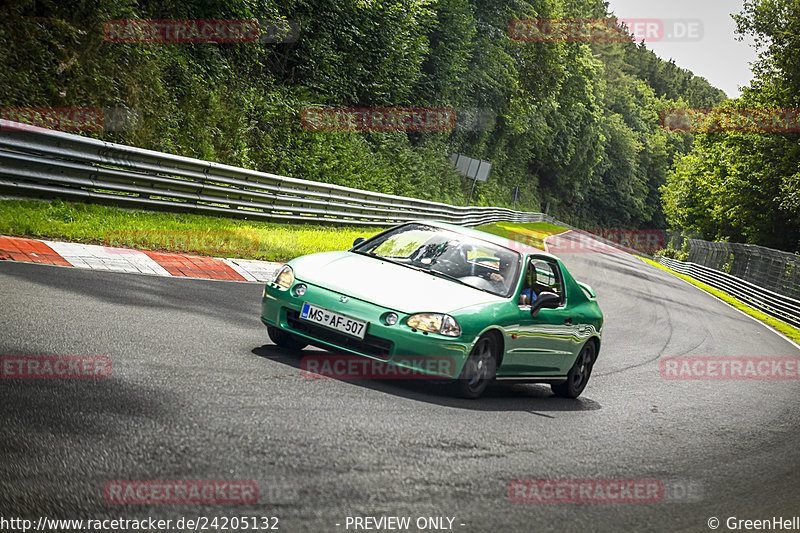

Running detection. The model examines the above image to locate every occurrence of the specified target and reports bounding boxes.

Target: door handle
[564,317,573,325]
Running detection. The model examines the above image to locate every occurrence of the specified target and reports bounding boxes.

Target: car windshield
[353,223,520,297]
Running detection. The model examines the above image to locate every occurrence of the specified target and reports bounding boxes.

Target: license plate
[300,302,368,339]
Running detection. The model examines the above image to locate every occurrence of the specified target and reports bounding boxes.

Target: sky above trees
[607,0,758,97]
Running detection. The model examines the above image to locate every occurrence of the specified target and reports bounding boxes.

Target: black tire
[552,340,596,398]
[455,333,498,399]
[267,325,308,351]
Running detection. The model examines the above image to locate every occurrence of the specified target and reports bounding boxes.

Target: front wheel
[552,341,596,398]
[455,334,498,399]
[267,325,308,351]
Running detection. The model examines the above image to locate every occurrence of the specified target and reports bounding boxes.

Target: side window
[528,257,565,303]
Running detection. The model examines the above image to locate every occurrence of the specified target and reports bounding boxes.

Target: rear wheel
[552,341,596,398]
[455,334,498,399]
[267,325,308,351]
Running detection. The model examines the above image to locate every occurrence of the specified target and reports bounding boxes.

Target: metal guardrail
[0,120,544,228]
[656,256,800,329]
[688,239,800,300]
[2,123,793,328]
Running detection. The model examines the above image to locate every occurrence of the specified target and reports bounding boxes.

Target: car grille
[285,309,394,359]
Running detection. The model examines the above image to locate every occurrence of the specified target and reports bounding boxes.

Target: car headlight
[406,313,461,337]
[274,265,295,289]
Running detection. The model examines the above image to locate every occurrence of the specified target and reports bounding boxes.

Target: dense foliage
[662,0,799,251]
[0,0,725,229]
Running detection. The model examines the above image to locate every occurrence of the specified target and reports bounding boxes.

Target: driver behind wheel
[487,253,517,292]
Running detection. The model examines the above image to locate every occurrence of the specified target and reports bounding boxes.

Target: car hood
[290,251,505,314]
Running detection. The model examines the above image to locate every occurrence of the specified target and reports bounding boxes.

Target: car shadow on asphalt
[0,260,260,328]
[252,344,601,414]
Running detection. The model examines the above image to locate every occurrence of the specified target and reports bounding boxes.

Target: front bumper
[261,279,470,379]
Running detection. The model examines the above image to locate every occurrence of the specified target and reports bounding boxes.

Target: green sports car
[261,221,603,399]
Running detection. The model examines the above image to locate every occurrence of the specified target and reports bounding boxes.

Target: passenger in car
[518,262,538,305]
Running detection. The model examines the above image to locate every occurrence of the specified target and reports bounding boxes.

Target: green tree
[663,0,800,251]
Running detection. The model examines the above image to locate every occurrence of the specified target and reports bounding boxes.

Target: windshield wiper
[429,268,505,296]
[427,269,470,286]
[351,250,423,270]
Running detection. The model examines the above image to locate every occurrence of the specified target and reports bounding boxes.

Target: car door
[498,255,580,376]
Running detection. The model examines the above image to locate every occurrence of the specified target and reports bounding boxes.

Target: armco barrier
[657,256,800,329]
[688,238,800,300]
[2,126,795,329]
[0,120,542,227]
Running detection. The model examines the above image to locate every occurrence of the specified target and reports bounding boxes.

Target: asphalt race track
[2,241,799,532]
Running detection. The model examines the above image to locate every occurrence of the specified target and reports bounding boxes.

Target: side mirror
[352,237,366,247]
[531,292,560,318]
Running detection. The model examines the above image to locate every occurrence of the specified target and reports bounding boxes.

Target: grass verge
[638,255,800,344]
[475,221,569,248]
[0,199,383,262]
[0,199,571,263]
